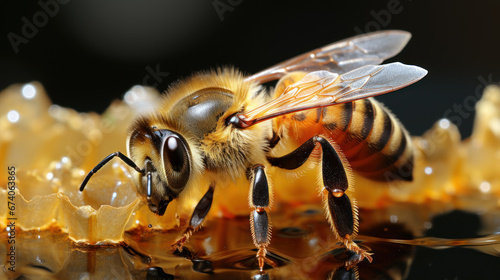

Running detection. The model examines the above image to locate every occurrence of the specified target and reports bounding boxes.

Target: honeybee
[79,30,427,271]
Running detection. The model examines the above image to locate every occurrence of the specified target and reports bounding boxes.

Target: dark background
[1,0,500,138]
[1,1,500,279]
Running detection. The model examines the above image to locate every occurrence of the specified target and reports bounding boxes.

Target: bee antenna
[79,151,145,192]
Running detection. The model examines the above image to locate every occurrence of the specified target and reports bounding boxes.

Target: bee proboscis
[80,30,427,270]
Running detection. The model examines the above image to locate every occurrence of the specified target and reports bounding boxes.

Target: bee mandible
[79,30,427,271]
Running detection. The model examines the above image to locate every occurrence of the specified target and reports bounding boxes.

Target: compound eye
[162,134,191,190]
[165,136,185,172]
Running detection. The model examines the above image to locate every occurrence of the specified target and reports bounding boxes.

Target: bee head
[128,124,192,216]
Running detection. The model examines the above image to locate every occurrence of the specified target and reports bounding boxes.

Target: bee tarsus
[173,185,215,252]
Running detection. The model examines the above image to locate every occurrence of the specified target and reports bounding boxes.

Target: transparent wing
[237,62,427,127]
[245,30,412,84]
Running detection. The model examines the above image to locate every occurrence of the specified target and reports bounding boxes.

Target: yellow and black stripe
[321,98,413,182]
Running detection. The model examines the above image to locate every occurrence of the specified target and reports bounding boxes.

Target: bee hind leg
[324,188,373,268]
[249,164,276,272]
[315,136,373,267]
[172,185,215,253]
[268,136,372,267]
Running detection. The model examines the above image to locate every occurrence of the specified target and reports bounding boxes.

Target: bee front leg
[172,184,215,252]
[249,164,275,273]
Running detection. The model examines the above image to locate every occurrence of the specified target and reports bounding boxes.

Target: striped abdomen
[321,98,413,181]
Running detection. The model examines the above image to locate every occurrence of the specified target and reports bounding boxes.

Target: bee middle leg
[267,136,372,267]
[172,184,215,252]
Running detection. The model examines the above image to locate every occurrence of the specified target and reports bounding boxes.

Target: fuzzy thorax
[200,123,269,179]
[196,68,271,179]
